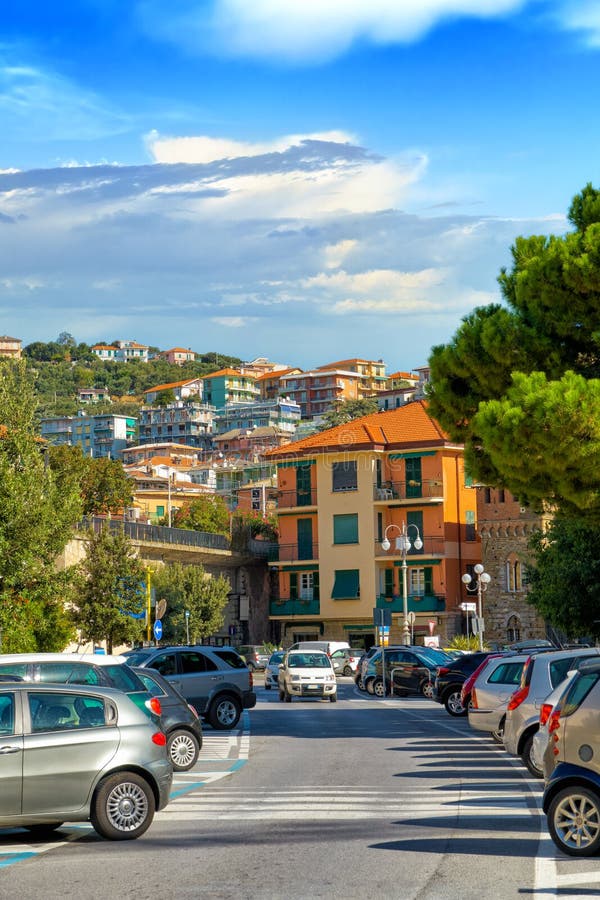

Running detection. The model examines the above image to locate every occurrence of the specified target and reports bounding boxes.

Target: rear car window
[102,664,147,692]
[562,670,600,717]
[549,657,579,689]
[487,662,524,685]
[214,649,247,669]
[0,663,29,680]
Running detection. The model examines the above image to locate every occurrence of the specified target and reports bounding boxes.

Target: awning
[388,451,437,460]
[276,459,315,469]
[332,569,360,599]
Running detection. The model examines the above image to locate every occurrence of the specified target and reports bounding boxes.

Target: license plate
[306,684,319,690]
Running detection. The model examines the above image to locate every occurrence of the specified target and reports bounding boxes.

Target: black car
[433,652,492,716]
[365,646,454,698]
[132,666,203,771]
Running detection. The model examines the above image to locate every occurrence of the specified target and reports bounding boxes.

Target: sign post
[373,608,392,694]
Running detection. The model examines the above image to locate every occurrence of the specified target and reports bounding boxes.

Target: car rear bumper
[242,690,257,710]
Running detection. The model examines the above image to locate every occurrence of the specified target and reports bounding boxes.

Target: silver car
[0,682,172,840]
[468,654,529,739]
[531,669,579,776]
[264,651,285,690]
[503,648,600,777]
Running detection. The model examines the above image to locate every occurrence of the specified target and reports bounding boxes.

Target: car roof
[0,653,128,665]
[0,681,132,699]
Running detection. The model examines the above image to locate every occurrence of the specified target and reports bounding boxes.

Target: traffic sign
[460,602,477,612]
[153,619,163,641]
[428,620,436,635]
[406,612,416,626]
[155,598,167,620]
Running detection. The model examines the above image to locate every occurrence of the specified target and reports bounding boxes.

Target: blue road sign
[153,619,163,641]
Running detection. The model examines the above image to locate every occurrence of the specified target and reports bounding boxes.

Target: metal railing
[373,480,444,502]
[78,517,231,551]
[266,542,319,563]
[276,488,317,508]
[375,535,445,556]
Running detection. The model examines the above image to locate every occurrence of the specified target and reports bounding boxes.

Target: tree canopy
[151,562,230,644]
[171,495,230,535]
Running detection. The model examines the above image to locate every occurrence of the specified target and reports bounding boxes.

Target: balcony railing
[373,480,444,502]
[77,517,230,551]
[266,542,319,563]
[376,594,446,613]
[269,596,320,616]
[374,535,445,557]
[276,488,317,509]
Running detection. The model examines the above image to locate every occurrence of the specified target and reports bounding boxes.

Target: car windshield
[288,654,330,668]
[269,652,285,665]
[121,651,153,667]
[417,648,453,664]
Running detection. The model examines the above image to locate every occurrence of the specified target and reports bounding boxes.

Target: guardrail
[78,517,231,551]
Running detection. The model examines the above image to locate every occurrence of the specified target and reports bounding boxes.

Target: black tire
[420,679,434,700]
[278,688,285,701]
[284,688,292,703]
[522,732,543,779]
[329,694,337,703]
[365,678,375,695]
[444,689,467,717]
[356,675,366,691]
[264,683,271,690]
[208,694,242,730]
[548,786,600,857]
[343,665,353,676]
[167,728,200,771]
[90,773,155,841]
[373,678,387,698]
[491,717,505,744]
[25,823,64,836]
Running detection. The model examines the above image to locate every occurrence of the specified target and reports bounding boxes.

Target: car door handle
[211,675,224,681]
[0,745,21,754]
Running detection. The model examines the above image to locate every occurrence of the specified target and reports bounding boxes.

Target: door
[0,692,23,816]
[405,457,422,499]
[296,465,312,507]
[176,651,222,714]
[390,651,420,692]
[297,518,313,560]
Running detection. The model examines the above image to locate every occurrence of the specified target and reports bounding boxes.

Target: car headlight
[291,674,301,682]
[325,674,334,682]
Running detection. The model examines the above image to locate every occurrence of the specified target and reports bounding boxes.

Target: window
[506,557,523,592]
[506,615,521,643]
[549,657,580,689]
[332,461,357,492]
[300,572,314,599]
[29,691,106,731]
[213,648,247,669]
[156,505,165,517]
[333,513,359,544]
[484,487,491,504]
[383,568,394,598]
[498,489,505,503]
[465,510,476,542]
[332,569,360,599]
[179,651,218,673]
[487,661,524,685]
[409,568,433,596]
[0,694,14,734]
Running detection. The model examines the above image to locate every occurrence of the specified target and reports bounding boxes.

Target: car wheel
[329,694,337,703]
[343,665,353,676]
[264,682,271,690]
[284,688,292,703]
[356,675,366,691]
[373,678,387,698]
[522,733,543,779]
[365,678,375,695]
[420,680,434,699]
[491,717,505,744]
[91,772,155,841]
[548,787,600,857]
[167,728,200,771]
[208,694,242,729]
[25,823,64,836]
[444,689,467,717]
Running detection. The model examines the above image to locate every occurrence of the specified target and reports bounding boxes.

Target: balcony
[270,595,320,616]
[373,480,444,503]
[376,594,446,613]
[267,543,319,563]
[276,488,317,509]
[374,536,445,558]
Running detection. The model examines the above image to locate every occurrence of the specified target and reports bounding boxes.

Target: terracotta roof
[202,368,255,379]
[388,371,418,380]
[164,347,196,354]
[255,367,300,382]
[91,345,116,351]
[143,378,201,394]
[317,358,381,369]
[265,400,451,459]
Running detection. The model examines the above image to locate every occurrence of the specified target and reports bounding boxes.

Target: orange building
[317,358,387,399]
[278,368,361,419]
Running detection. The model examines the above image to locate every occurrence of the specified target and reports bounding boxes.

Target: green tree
[72,525,146,653]
[48,446,134,515]
[171,495,230,535]
[317,397,379,431]
[151,562,230,644]
[527,519,600,639]
[0,361,82,651]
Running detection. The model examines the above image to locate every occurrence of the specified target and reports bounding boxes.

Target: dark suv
[433,652,492,716]
[124,645,256,730]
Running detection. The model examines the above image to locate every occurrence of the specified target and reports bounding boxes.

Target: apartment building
[213,399,301,435]
[278,368,361,419]
[265,401,481,648]
[0,336,22,359]
[143,378,203,405]
[256,368,302,401]
[41,413,136,458]
[161,347,197,365]
[91,340,149,363]
[202,369,260,409]
[137,401,215,449]
[317,358,387,399]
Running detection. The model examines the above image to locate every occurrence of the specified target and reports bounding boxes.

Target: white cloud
[323,239,358,269]
[555,1,600,45]
[146,129,357,163]
[138,0,528,63]
[211,316,256,327]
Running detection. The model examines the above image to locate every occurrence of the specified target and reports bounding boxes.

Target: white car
[330,648,362,676]
[278,650,337,702]
[264,651,285,690]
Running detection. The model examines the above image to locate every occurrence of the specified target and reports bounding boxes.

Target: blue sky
[0,1,599,369]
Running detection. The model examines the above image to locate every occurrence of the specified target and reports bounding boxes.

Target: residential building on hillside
[278,368,361,419]
[256,368,303,401]
[265,401,481,649]
[317,358,387,398]
[213,399,301,435]
[475,487,547,646]
[41,413,136,458]
[213,426,292,456]
[161,347,197,365]
[121,442,200,468]
[126,470,211,525]
[413,365,431,399]
[239,357,291,377]
[137,401,215,449]
[386,371,420,390]
[143,377,203,404]
[377,385,417,410]
[77,387,111,404]
[202,368,260,409]
[0,336,22,359]
[91,340,149,363]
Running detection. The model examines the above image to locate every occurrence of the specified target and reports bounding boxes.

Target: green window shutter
[407,511,424,553]
[424,568,433,595]
[384,568,394,597]
[332,569,360,599]
[333,514,358,544]
[313,571,320,601]
[156,505,164,517]
[465,510,476,542]
[290,572,298,601]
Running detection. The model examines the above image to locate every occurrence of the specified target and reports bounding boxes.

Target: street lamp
[185,609,190,645]
[461,563,491,651]
[381,522,423,646]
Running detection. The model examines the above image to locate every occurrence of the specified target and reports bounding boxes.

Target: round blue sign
[153,619,163,640]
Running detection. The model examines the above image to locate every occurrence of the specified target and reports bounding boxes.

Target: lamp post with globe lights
[381,522,423,646]
[461,564,491,651]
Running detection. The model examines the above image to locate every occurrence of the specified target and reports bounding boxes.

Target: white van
[289,640,351,657]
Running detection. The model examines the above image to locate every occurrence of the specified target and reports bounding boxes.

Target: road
[1,677,600,899]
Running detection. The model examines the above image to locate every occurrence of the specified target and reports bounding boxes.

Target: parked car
[365,646,453,698]
[460,653,508,712]
[278,650,337,702]
[432,651,492,716]
[264,650,285,690]
[124,645,256,729]
[330,647,362,676]
[132,666,203,771]
[355,647,380,691]
[542,659,600,856]
[503,647,600,777]
[289,640,350,656]
[0,681,172,840]
[0,654,162,724]
[467,654,529,740]
[237,645,270,671]
[531,669,580,778]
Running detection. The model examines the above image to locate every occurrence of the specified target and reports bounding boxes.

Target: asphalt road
[1,678,600,899]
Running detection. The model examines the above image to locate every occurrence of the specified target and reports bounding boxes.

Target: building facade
[161,347,197,365]
[137,401,215,449]
[213,399,301,435]
[41,413,137,458]
[317,358,387,399]
[202,369,260,409]
[265,401,481,649]
[91,340,149,363]
[0,336,22,359]
[278,368,361,419]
